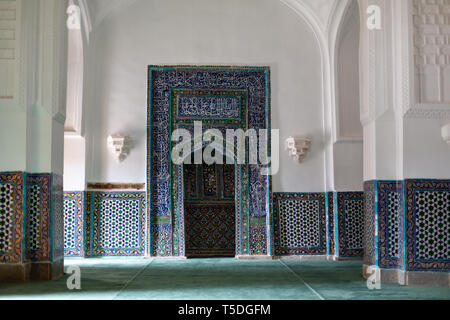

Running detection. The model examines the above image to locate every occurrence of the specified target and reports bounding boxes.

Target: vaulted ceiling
[83,0,339,32]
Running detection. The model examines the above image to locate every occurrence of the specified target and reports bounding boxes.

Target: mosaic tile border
[378,181,403,269]
[363,181,376,265]
[64,192,84,257]
[273,193,326,256]
[89,192,146,257]
[405,180,450,272]
[52,174,64,261]
[0,172,25,263]
[26,174,52,261]
[337,192,364,258]
[327,192,335,256]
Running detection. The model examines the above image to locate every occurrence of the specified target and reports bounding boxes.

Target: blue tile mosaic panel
[26,174,52,262]
[273,193,326,256]
[337,192,364,258]
[0,172,25,263]
[52,174,65,261]
[0,183,14,255]
[363,182,376,265]
[327,192,335,256]
[89,192,146,257]
[405,180,450,272]
[64,192,84,257]
[377,181,403,269]
[148,66,271,257]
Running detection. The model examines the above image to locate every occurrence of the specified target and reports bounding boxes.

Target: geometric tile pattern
[363,182,376,265]
[27,185,41,251]
[387,192,401,259]
[64,192,84,257]
[52,174,65,261]
[26,174,52,262]
[0,172,25,263]
[337,192,364,258]
[377,181,404,269]
[405,180,450,272]
[148,66,271,257]
[99,200,140,248]
[90,192,146,257]
[415,191,449,261]
[273,193,326,256]
[327,192,335,256]
[344,200,364,249]
[0,183,14,254]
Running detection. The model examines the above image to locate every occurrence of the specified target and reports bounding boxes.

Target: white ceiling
[84,0,339,31]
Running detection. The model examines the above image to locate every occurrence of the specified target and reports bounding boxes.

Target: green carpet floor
[0,258,448,300]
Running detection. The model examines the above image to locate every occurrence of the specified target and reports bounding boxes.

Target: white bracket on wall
[442,124,450,145]
[107,134,132,163]
[285,136,311,163]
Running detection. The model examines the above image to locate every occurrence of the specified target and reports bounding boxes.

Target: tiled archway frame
[148,66,272,257]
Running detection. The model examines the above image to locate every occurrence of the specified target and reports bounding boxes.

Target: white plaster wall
[64,136,86,191]
[83,0,325,192]
[334,142,363,191]
[333,1,363,191]
[403,119,450,179]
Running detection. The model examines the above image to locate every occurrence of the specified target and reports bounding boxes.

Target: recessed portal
[184,162,236,258]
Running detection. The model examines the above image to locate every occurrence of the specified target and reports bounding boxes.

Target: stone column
[0,0,68,282]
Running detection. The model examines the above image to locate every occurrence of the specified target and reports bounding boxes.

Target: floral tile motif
[151,224,172,257]
[405,180,450,272]
[0,172,25,263]
[64,192,84,257]
[273,193,326,256]
[251,223,267,256]
[337,192,364,258]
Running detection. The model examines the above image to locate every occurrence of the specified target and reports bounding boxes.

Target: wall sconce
[107,134,132,163]
[442,123,450,145]
[285,136,311,163]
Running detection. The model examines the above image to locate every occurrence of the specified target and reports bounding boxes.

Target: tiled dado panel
[64,192,84,257]
[1,172,63,264]
[63,191,147,257]
[364,180,449,273]
[377,181,403,270]
[364,181,404,269]
[327,192,335,256]
[26,174,52,261]
[405,180,450,272]
[0,173,25,263]
[273,193,326,256]
[85,192,146,257]
[363,182,376,265]
[336,192,365,258]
